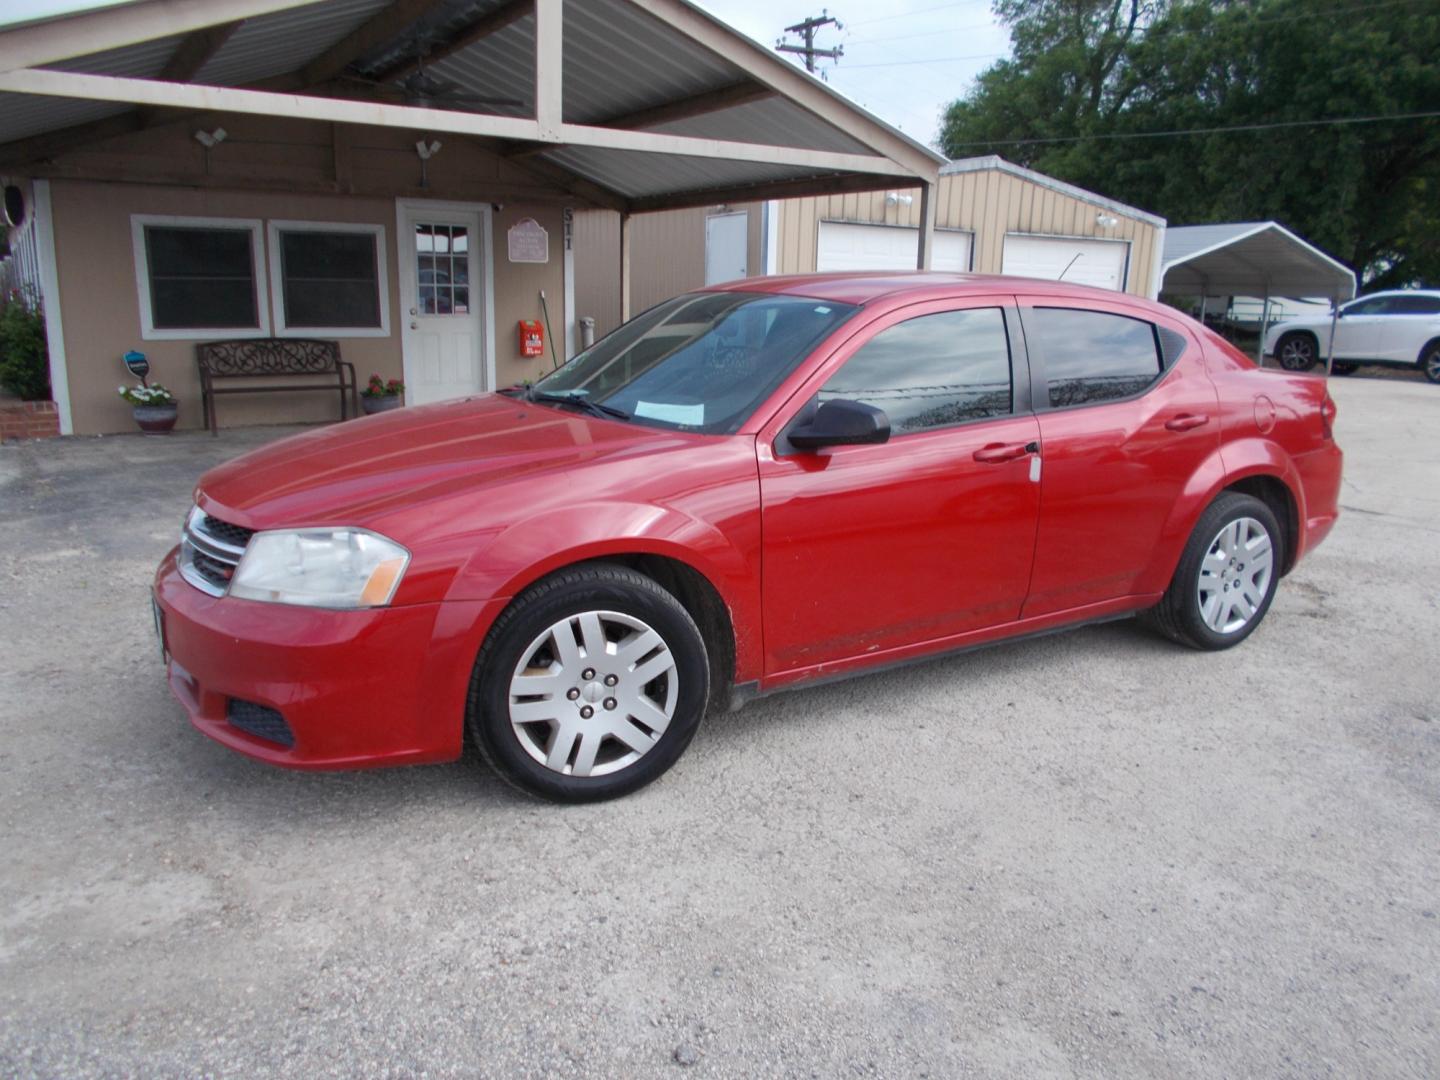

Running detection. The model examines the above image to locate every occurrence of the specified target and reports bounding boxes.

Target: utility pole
[776,10,843,75]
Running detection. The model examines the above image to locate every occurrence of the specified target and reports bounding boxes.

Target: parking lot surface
[2,373,1438,1078]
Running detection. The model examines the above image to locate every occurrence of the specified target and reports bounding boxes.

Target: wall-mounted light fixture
[885,192,914,207]
[415,139,442,189]
[193,128,226,174]
[1096,212,1119,228]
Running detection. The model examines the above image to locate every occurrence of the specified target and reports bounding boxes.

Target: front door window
[415,223,470,316]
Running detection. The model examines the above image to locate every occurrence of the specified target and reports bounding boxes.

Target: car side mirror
[788,399,891,450]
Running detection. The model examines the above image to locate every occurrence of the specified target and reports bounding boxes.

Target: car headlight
[228,528,410,608]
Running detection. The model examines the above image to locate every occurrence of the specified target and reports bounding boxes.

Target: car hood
[196,393,686,530]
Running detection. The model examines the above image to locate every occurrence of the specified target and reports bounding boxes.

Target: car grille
[178,507,254,596]
[226,699,294,747]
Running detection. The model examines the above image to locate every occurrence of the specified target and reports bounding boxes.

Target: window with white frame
[132,215,267,339]
[268,221,389,336]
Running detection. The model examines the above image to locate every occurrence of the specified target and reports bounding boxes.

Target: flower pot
[133,402,178,434]
[362,394,404,415]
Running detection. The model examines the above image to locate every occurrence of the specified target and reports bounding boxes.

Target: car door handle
[1164,413,1210,432]
[973,442,1032,463]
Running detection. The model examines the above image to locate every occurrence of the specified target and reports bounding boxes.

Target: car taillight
[1320,392,1337,439]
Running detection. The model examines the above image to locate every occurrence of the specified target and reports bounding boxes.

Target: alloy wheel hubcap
[1197,517,1274,634]
[508,610,678,777]
[1281,340,1312,367]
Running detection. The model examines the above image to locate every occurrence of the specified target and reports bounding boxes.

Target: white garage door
[1002,234,1128,291]
[816,221,972,273]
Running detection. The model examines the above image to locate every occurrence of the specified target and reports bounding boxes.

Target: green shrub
[0,288,50,401]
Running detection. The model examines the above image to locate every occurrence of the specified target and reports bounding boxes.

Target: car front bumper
[153,548,505,769]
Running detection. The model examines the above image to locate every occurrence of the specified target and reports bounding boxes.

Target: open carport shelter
[0,0,942,435]
[1160,222,1357,357]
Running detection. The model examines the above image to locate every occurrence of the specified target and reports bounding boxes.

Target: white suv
[1264,289,1440,382]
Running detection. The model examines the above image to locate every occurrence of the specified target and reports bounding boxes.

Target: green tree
[940,0,1440,288]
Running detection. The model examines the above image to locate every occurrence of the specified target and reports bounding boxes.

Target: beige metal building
[576,155,1166,337]
[0,0,944,436]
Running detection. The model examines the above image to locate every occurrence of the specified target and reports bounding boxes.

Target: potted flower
[118,382,178,434]
[361,374,405,414]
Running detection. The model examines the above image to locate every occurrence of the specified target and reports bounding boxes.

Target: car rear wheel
[467,563,710,802]
[1422,343,1440,384]
[1143,492,1282,651]
[1276,332,1318,371]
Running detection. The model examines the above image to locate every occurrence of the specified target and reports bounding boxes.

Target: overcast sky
[3,0,1011,147]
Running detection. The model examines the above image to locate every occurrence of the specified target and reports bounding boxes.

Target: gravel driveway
[2,373,1437,1078]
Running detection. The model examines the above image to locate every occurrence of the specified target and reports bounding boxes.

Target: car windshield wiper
[526,389,630,422]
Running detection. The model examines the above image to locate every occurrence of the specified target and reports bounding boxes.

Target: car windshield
[527,291,859,434]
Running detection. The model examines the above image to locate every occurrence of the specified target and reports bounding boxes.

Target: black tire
[1142,492,1283,651]
[1330,361,1359,376]
[1276,331,1319,371]
[466,563,710,802]
[1421,342,1440,384]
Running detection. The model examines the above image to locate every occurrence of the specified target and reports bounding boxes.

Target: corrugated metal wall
[777,170,1161,297]
[573,202,764,338]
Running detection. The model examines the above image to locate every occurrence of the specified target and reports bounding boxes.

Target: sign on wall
[507,218,549,264]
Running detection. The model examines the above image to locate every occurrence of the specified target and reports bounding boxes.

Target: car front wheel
[467,563,710,802]
[1276,332,1318,371]
[1144,492,1282,650]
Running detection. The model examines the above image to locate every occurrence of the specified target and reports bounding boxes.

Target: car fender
[1136,438,1304,594]
[445,500,763,681]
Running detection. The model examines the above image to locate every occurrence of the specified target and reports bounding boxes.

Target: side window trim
[1016,302,1169,414]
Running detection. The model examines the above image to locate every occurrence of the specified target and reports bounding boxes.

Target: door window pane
[1030,307,1162,408]
[819,308,1012,434]
[143,225,258,329]
[1389,294,1440,315]
[1344,296,1391,316]
[415,222,469,317]
[279,229,381,328]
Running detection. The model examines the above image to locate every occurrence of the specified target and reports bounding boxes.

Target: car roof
[708,271,1147,308]
[1351,288,1440,300]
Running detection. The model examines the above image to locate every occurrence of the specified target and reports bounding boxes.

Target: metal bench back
[195,339,341,377]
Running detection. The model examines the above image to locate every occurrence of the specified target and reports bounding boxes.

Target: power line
[948,110,1440,149]
[846,1,988,27]
[842,0,1437,63]
[844,53,1006,68]
[844,21,1000,47]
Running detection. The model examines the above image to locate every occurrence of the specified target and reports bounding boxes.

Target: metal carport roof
[0,0,944,212]
[1162,222,1356,302]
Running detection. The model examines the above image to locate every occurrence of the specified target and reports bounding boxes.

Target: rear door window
[1028,307,1162,408]
[1388,295,1440,315]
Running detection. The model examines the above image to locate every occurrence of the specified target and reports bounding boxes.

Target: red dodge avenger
[153,273,1342,801]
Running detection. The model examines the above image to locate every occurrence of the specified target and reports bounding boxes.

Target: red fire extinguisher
[519,319,544,358]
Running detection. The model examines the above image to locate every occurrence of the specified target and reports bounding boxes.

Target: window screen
[279,230,381,328]
[143,225,258,330]
[819,307,1012,434]
[1030,307,1162,408]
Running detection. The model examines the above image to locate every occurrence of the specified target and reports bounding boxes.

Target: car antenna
[1057,252,1084,281]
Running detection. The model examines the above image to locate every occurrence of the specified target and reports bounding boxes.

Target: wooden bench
[195,338,357,435]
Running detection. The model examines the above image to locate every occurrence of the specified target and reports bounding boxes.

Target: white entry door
[398,202,490,405]
[816,221,972,272]
[705,211,749,285]
[1002,234,1129,292]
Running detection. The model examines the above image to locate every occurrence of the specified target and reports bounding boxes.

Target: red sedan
[153,273,1342,801]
